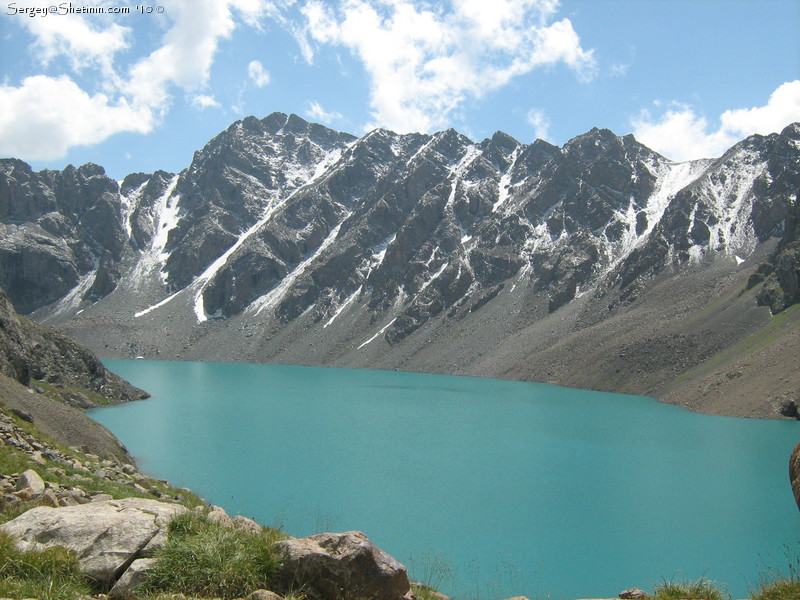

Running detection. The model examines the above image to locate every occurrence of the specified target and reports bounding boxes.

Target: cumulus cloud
[298,0,595,133]
[23,11,131,75]
[191,94,222,110]
[248,60,271,87]
[632,80,800,161]
[526,108,551,141]
[305,101,343,124]
[0,0,273,160]
[0,75,153,160]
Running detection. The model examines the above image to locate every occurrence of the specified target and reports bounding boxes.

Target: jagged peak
[284,112,310,134]
[488,130,520,153]
[781,121,800,140]
[120,172,151,192]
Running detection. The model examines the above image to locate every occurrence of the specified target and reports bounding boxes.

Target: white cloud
[248,60,271,87]
[0,0,273,160]
[305,101,343,124]
[0,75,153,160]
[23,12,131,75]
[632,80,800,161]
[298,0,595,133]
[526,108,551,141]
[192,94,222,110]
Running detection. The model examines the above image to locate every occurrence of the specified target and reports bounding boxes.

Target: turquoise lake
[93,359,800,599]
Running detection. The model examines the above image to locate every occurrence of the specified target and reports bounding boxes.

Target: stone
[232,514,263,535]
[0,497,187,585]
[207,504,234,527]
[108,558,159,599]
[90,493,114,502]
[39,489,59,507]
[248,591,284,600]
[271,531,412,600]
[16,469,45,495]
[790,441,800,511]
[619,588,649,599]
[13,488,35,502]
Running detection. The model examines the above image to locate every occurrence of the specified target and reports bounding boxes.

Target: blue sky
[1,0,799,181]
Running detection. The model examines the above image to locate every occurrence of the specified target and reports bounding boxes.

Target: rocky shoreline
[0,402,427,600]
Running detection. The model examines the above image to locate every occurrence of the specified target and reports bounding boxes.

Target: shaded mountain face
[0,113,798,414]
[0,287,146,406]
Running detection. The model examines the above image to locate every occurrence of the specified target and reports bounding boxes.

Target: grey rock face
[0,160,133,313]
[1,114,798,375]
[272,530,412,600]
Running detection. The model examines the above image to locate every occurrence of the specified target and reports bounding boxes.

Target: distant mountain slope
[1,114,798,417]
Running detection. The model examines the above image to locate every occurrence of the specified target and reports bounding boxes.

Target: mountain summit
[1,114,798,417]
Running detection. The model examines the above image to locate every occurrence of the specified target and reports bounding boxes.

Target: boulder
[619,588,649,599]
[790,441,800,511]
[0,497,187,586]
[271,531,412,600]
[16,468,45,495]
[233,514,264,535]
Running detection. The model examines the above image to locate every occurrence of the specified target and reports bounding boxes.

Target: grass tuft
[654,577,726,600]
[0,530,92,600]
[752,549,800,600]
[142,510,287,599]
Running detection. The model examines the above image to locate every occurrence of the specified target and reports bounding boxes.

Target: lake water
[93,359,800,600]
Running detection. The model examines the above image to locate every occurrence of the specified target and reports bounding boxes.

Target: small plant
[142,510,286,599]
[654,577,726,600]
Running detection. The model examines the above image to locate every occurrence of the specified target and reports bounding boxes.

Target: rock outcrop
[790,441,800,511]
[271,530,413,600]
[0,286,146,406]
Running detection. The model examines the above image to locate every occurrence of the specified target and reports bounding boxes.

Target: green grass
[752,550,800,600]
[654,578,726,600]
[753,578,800,600]
[0,530,92,600]
[142,510,288,599]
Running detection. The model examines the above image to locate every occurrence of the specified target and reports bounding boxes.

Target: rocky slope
[0,287,147,408]
[1,114,798,417]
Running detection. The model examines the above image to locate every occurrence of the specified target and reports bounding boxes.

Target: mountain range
[1,113,798,417]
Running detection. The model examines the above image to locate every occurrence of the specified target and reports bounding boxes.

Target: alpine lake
[92,359,800,600]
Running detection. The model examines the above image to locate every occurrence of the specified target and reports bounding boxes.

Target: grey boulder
[272,530,412,600]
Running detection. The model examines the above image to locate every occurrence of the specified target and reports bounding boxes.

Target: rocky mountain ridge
[1,114,798,417]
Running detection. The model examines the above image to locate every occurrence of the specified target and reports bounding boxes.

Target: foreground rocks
[790,441,800,511]
[0,496,415,600]
[271,530,413,600]
[0,497,187,588]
